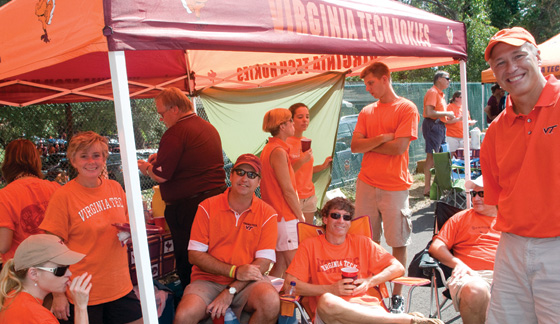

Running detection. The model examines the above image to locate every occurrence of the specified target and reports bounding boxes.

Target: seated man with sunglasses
[174,154,280,324]
[285,197,443,324]
[429,176,500,324]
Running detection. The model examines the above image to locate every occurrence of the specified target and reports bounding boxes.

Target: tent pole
[459,60,471,209]
[108,51,159,324]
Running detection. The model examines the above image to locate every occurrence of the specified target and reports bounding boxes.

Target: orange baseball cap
[484,27,537,61]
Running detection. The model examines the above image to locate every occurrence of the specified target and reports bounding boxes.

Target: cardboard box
[416,159,426,174]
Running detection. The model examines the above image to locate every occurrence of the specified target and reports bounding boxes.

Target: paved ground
[380,200,463,324]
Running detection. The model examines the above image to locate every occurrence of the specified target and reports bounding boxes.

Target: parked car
[329,114,362,189]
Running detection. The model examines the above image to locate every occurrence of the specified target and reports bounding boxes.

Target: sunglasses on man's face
[35,265,70,277]
[329,212,353,221]
[470,190,484,198]
[232,168,260,179]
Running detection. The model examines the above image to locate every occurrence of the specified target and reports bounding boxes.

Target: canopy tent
[0,0,469,322]
[481,33,560,83]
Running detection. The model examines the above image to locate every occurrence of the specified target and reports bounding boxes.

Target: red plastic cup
[341,267,358,283]
[212,315,225,324]
[301,138,312,152]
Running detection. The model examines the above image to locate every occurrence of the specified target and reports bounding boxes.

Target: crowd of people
[0,26,558,324]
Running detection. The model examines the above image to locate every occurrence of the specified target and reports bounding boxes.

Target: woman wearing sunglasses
[39,132,143,324]
[261,108,305,278]
[0,234,91,324]
[0,139,61,263]
[286,103,332,224]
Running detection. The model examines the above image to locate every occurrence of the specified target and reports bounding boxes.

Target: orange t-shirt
[260,137,298,221]
[445,103,471,138]
[434,209,500,271]
[423,85,447,122]
[286,234,395,314]
[40,179,132,305]
[286,136,315,199]
[354,98,419,191]
[0,178,60,261]
[188,189,278,285]
[0,291,58,324]
[481,75,560,237]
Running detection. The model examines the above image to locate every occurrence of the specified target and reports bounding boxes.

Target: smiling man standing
[137,87,226,289]
[481,27,560,323]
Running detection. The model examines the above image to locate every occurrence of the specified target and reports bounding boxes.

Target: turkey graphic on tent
[35,0,55,42]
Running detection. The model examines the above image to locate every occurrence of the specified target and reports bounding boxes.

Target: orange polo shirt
[354,98,419,191]
[188,189,278,285]
[260,137,298,221]
[481,75,560,237]
[423,85,447,122]
[286,136,315,199]
[445,102,471,138]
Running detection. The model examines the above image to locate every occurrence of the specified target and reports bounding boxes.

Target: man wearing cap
[174,154,279,324]
[351,62,420,313]
[137,87,226,288]
[481,27,560,323]
[429,177,500,324]
[422,71,456,196]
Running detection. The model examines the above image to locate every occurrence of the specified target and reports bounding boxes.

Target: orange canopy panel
[481,33,560,83]
[0,0,468,106]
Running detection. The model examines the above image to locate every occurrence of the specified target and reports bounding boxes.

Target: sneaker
[390,295,405,314]
[409,312,444,324]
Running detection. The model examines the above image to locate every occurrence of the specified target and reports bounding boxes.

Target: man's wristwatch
[226,285,237,295]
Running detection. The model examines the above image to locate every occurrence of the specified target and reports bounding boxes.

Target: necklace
[13,173,37,181]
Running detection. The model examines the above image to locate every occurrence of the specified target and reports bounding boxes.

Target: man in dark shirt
[138,87,226,288]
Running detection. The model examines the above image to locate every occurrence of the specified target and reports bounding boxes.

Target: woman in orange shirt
[40,132,142,324]
[0,234,91,324]
[260,108,304,278]
[0,139,60,262]
[286,103,332,224]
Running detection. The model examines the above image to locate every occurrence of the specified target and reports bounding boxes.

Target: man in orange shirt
[174,154,279,324]
[351,62,419,313]
[481,27,560,324]
[429,176,499,324]
[285,197,442,324]
[422,71,456,196]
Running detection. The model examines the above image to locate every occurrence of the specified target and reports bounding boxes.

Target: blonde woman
[261,108,304,278]
[0,234,91,324]
[40,132,142,324]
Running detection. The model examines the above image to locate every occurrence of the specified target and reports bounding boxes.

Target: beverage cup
[341,267,358,284]
[301,138,312,152]
[212,315,225,324]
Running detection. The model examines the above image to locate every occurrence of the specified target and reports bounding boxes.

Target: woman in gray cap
[0,234,91,323]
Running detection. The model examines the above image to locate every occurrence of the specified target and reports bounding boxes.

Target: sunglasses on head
[232,168,260,179]
[35,265,70,277]
[329,212,353,221]
[470,190,484,198]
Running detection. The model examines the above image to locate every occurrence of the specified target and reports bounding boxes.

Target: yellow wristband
[229,265,236,278]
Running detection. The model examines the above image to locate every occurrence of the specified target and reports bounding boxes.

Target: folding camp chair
[288,216,429,324]
[410,201,464,321]
[430,152,467,209]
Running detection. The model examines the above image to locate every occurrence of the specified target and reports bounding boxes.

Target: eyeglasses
[444,77,450,81]
[232,168,260,179]
[35,265,70,277]
[470,190,484,198]
[329,212,353,221]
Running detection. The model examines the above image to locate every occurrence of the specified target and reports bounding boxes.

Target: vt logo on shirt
[543,125,557,134]
[243,222,257,231]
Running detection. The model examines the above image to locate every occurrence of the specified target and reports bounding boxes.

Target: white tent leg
[108,51,159,324]
[459,60,471,209]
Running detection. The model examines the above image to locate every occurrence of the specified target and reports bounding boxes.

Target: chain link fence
[0,82,493,204]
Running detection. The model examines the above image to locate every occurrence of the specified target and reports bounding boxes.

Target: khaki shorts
[445,136,463,153]
[354,179,412,247]
[276,218,299,251]
[300,195,318,214]
[447,270,492,311]
[183,278,272,322]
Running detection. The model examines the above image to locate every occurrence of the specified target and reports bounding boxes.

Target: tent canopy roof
[0,0,467,106]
